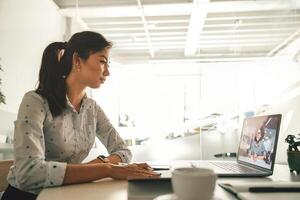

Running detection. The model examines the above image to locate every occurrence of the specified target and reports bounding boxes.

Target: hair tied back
[57,49,65,62]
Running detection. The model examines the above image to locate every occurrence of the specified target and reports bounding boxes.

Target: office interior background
[1,0,300,164]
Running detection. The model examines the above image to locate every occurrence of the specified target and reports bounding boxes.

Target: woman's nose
[104,67,110,76]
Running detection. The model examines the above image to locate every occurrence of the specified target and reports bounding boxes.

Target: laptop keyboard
[210,162,261,173]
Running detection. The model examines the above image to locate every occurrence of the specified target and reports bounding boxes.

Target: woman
[1,31,159,200]
[249,126,266,162]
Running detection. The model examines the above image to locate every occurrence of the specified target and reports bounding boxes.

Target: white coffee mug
[171,167,217,200]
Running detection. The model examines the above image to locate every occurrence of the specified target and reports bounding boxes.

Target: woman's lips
[100,78,106,83]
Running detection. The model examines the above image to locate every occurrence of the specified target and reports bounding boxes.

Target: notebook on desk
[128,178,172,200]
[219,181,300,200]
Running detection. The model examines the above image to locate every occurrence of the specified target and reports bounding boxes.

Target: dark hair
[36,31,112,117]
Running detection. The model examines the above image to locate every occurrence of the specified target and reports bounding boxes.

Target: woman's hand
[134,162,153,171]
[108,163,160,180]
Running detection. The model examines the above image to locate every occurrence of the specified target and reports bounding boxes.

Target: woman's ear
[72,52,81,72]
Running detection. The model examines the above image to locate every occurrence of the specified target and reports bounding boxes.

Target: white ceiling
[52,0,300,64]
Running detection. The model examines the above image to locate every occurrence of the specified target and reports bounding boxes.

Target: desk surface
[37,162,300,200]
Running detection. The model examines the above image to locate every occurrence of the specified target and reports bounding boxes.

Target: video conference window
[238,116,279,169]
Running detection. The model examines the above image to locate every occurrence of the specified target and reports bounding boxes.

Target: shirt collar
[66,93,88,113]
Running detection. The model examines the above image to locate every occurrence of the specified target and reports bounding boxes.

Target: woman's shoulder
[84,96,105,111]
[85,96,98,108]
[22,90,46,104]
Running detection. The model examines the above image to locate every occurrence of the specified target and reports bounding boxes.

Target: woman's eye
[100,61,108,66]
[100,60,110,68]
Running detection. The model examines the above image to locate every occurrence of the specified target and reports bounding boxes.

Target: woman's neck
[67,90,85,112]
[66,76,86,112]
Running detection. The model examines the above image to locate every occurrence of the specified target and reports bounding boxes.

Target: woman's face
[255,129,262,141]
[76,48,110,89]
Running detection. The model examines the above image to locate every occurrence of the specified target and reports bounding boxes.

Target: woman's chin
[90,82,102,89]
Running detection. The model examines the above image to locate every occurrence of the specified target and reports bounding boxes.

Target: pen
[152,167,169,171]
[249,187,300,193]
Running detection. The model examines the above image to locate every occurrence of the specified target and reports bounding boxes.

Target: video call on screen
[238,116,280,169]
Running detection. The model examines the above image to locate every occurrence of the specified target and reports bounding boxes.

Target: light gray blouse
[7,91,132,194]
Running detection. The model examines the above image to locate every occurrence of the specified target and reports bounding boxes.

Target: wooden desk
[37,163,300,200]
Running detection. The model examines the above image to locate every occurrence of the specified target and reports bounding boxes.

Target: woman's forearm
[63,162,160,185]
[85,154,122,165]
[106,154,122,164]
[63,163,112,185]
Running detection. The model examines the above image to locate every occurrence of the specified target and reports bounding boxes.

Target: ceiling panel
[53,0,192,8]
[52,0,300,64]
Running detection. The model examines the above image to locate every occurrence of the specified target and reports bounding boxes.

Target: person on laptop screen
[249,126,267,162]
[238,115,279,169]
[2,31,159,200]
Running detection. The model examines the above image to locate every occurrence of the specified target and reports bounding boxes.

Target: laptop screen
[237,114,281,170]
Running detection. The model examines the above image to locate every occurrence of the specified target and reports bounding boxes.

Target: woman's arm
[63,163,110,185]
[12,92,74,192]
[106,154,122,164]
[85,154,121,164]
[63,163,159,185]
[95,105,132,163]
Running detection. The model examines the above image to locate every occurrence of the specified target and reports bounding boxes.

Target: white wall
[0,0,99,161]
[0,0,66,114]
[0,0,66,137]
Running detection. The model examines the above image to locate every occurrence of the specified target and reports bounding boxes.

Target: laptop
[193,114,282,177]
[129,114,282,181]
[128,114,281,199]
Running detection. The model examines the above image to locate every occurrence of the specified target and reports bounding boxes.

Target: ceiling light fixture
[149,56,288,64]
[75,0,88,30]
[136,0,154,58]
[184,0,208,57]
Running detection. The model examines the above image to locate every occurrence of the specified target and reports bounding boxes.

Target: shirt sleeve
[95,104,132,163]
[13,92,67,191]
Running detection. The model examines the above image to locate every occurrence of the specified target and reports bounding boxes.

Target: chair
[0,160,13,192]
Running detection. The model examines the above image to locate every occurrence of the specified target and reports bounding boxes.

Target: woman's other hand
[135,162,153,171]
[109,163,160,180]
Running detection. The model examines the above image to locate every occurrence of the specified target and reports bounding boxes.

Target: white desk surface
[37,162,300,200]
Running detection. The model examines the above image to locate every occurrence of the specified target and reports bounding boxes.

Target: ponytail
[36,31,112,117]
[36,42,68,117]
